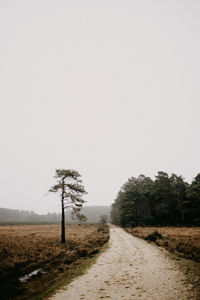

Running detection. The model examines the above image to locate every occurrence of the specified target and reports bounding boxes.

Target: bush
[145,231,163,242]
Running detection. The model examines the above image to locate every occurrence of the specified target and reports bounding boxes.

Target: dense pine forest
[111,172,200,227]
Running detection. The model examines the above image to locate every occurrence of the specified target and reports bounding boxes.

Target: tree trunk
[61,180,65,243]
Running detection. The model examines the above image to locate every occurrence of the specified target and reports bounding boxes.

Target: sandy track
[50,226,200,300]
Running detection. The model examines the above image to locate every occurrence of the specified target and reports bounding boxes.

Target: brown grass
[0,224,109,300]
[125,227,200,262]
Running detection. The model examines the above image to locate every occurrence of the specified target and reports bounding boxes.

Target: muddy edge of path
[50,226,200,300]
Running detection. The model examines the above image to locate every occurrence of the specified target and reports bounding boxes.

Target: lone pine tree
[49,169,87,243]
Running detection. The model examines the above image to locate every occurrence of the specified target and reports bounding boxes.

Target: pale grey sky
[0,0,200,214]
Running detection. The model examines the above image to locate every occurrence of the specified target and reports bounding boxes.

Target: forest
[111,172,200,227]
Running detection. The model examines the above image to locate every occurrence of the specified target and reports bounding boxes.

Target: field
[126,227,200,261]
[0,224,109,300]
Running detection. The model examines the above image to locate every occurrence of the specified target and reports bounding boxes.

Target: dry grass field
[126,227,200,262]
[0,224,109,300]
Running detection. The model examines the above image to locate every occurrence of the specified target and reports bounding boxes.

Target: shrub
[145,231,163,242]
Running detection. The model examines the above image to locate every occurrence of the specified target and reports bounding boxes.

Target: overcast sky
[0,0,200,214]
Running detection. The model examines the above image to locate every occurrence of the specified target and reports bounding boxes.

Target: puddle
[19,268,44,283]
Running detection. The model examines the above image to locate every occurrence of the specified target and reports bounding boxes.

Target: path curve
[50,226,200,300]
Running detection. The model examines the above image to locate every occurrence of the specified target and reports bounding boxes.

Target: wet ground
[50,226,200,300]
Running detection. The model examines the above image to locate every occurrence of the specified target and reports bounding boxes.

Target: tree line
[0,207,110,225]
[111,172,200,227]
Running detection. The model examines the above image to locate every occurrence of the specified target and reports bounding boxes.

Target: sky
[0,0,200,214]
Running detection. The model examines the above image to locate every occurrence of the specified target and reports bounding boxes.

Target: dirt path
[50,226,200,300]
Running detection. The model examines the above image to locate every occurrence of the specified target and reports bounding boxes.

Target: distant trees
[0,206,111,225]
[99,214,108,225]
[49,169,86,243]
[112,175,154,227]
[185,174,200,225]
[110,199,120,225]
[111,172,200,227]
[76,212,87,224]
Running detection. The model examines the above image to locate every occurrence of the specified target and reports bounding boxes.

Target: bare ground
[50,226,200,300]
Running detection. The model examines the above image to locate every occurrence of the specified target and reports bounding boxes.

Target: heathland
[0,224,109,300]
[126,227,200,262]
